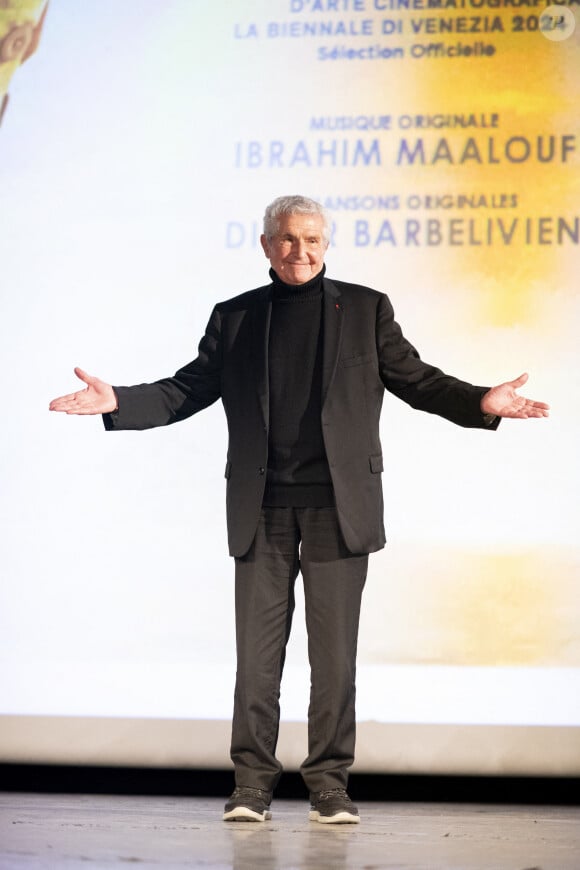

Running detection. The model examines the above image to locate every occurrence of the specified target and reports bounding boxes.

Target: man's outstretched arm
[49,367,117,415]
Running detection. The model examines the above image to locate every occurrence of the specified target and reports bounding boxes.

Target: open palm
[480,373,549,419]
[49,367,117,415]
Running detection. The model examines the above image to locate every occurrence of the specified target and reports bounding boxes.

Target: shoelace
[316,788,349,801]
[234,786,269,798]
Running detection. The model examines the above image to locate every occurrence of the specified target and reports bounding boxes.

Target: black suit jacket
[104,277,498,557]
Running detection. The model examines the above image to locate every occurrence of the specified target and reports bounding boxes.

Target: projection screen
[1,0,579,776]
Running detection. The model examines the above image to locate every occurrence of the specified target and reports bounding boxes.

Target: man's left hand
[481,373,549,419]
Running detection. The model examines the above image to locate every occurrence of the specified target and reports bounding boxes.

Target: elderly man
[49,195,548,824]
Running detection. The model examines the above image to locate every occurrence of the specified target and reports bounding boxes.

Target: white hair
[263,195,331,244]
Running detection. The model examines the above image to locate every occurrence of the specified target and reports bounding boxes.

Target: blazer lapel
[252,286,272,429]
[321,278,343,408]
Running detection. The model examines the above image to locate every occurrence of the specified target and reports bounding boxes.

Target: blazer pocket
[224,460,232,479]
[340,351,375,368]
[369,453,383,473]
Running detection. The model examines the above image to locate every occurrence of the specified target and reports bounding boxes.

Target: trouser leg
[297,507,368,794]
[230,508,299,792]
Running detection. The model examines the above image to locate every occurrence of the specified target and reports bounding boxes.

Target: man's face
[261,212,328,285]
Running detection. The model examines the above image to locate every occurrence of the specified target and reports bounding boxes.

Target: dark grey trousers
[230,506,368,795]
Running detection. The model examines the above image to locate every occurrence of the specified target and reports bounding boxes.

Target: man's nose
[293,238,307,257]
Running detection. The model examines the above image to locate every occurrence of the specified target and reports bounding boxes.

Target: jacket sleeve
[103,306,223,431]
[376,293,499,430]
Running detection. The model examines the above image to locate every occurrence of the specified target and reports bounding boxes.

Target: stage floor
[1,793,579,869]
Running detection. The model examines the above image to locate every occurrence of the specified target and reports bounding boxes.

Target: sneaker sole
[309,810,360,824]
[223,806,272,822]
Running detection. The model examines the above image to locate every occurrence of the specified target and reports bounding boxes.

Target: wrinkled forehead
[274,211,327,238]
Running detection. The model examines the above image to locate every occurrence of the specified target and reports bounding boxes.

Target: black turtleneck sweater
[263,266,334,508]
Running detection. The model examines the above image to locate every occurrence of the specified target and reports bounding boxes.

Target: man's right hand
[49,367,118,415]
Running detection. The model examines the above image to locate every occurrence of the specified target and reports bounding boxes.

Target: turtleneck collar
[270,264,326,302]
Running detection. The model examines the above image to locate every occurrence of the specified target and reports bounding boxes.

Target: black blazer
[105,277,498,557]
